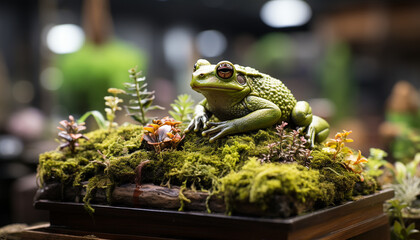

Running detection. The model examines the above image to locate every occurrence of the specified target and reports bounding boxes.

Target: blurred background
[0,0,419,227]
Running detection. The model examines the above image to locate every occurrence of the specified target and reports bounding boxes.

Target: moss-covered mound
[37,123,377,217]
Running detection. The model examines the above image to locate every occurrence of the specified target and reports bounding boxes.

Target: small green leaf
[395,162,407,183]
[78,110,106,129]
[393,220,403,234]
[136,77,146,82]
[407,223,416,232]
[147,105,165,111]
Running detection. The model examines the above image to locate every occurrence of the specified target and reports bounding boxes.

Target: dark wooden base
[32,189,393,240]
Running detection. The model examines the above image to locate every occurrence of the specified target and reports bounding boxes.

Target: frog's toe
[194,122,202,132]
[206,121,223,127]
[208,128,230,142]
[306,125,316,148]
[184,120,196,133]
[203,121,231,141]
[315,128,330,143]
[202,122,224,136]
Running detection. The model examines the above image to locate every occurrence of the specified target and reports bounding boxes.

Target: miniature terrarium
[35,60,393,239]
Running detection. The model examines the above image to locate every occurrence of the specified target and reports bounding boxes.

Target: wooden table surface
[12,188,394,240]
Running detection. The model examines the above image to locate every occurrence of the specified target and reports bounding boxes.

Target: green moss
[83,174,113,214]
[311,148,376,203]
[37,151,77,187]
[220,158,335,213]
[93,125,144,155]
[37,124,378,217]
[353,175,378,195]
[107,152,148,184]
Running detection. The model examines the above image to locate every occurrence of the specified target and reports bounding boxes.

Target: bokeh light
[260,0,312,28]
[196,30,227,58]
[163,27,193,68]
[12,80,34,104]
[40,67,64,91]
[0,136,23,160]
[46,24,85,54]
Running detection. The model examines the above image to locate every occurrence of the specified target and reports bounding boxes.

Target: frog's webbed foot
[296,125,315,148]
[202,121,236,143]
[306,125,317,148]
[185,112,209,133]
[306,116,330,147]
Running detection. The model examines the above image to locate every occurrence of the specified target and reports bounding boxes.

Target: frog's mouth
[192,85,243,91]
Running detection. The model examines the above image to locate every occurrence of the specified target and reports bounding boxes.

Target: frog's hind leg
[291,101,330,147]
[291,101,313,127]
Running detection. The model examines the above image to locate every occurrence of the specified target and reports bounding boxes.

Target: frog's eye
[217,63,234,79]
[237,74,246,85]
[193,63,198,72]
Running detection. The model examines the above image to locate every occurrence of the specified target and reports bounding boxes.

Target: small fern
[169,94,195,122]
[125,67,164,125]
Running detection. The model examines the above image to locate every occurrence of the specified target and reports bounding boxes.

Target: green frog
[186,59,330,146]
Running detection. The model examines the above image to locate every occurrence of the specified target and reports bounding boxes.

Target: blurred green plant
[392,176,420,208]
[388,199,419,240]
[57,41,147,115]
[385,154,420,240]
[387,153,420,184]
[169,94,195,122]
[319,42,356,122]
[391,128,420,164]
[125,67,164,125]
[364,148,388,178]
[244,33,294,75]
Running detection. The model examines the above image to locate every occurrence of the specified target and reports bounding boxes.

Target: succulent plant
[57,115,89,153]
[143,117,184,153]
[125,67,164,125]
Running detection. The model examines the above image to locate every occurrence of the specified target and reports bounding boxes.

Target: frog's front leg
[203,96,281,142]
[291,101,329,147]
[185,99,212,132]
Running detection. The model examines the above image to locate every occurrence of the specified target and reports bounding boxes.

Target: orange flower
[142,117,184,152]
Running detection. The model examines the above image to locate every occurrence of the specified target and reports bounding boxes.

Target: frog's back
[237,66,296,122]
